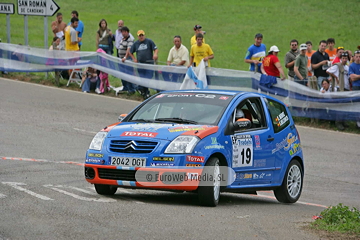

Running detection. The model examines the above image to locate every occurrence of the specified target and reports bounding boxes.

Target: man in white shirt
[114,20,133,57]
[164,35,189,83]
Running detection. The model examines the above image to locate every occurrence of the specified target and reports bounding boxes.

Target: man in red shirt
[331,47,345,65]
[261,45,286,79]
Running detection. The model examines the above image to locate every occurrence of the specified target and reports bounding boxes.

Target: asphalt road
[1,78,359,240]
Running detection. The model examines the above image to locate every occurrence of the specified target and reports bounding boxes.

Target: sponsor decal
[155,94,165,98]
[121,131,158,138]
[85,159,102,164]
[163,94,216,99]
[254,135,261,149]
[186,164,202,167]
[153,157,174,161]
[168,126,207,133]
[88,153,104,158]
[150,163,175,167]
[219,96,229,100]
[253,172,272,180]
[275,112,289,127]
[204,137,225,149]
[236,173,252,180]
[186,155,205,163]
[271,133,298,154]
[289,143,301,156]
[254,159,266,167]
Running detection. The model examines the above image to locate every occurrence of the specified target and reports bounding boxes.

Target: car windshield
[129,93,234,125]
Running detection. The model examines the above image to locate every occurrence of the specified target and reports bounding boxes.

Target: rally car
[85,90,303,206]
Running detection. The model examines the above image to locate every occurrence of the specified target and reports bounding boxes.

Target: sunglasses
[138,34,144,37]
[337,46,344,50]
[355,50,360,54]
[291,44,298,46]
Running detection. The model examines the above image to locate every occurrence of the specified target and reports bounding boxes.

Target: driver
[235,109,245,121]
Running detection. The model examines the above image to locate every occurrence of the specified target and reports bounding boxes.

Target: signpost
[17,0,60,77]
[0,3,15,43]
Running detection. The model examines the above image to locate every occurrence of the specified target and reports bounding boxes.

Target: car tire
[94,184,117,195]
[274,159,303,203]
[198,157,221,207]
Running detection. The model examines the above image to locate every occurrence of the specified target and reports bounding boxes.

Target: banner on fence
[0,43,359,121]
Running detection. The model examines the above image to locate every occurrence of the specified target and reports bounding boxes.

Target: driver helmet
[235,109,245,120]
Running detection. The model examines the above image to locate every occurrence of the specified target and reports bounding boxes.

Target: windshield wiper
[129,119,154,123]
[155,118,198,124]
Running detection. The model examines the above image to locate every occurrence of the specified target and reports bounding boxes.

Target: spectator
[305,41,317,89]
[96,48,110,94]
[118,26,136,95]
[129,30,158,99]
[51,12,66,38]
[311,40,330,89]
[81,67,100,94]
[64,17,79,51]
[96,19,113,55]
[163,35,189,83]
[191,25,206,46]
[349,50,360,128]
[320,79,334,93]
[188,33,214,67]
[49,37,61,50]
[167,35,189,66]
[244,33,266,73]
[260,45,286,79]
[284,39,299,80]
[331,47,345,65]
[327,52,351,130]
[325,38,336,62]
[294,44,309,86]
[68,11,84,50]
[114,20,134,57]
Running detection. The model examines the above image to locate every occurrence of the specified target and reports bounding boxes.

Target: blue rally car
[85,90,303,206]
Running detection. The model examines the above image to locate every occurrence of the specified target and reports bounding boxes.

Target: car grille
[109,140,158,154]
[98,169,158,182]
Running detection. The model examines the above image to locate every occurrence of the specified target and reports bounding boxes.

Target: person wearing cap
[190,25,206,46]
[244,33,266,73]
[188,33,214,68]
[294,44,309,86]
[284,39,300,80]
[129,30,158,99]
[260,45,286,80]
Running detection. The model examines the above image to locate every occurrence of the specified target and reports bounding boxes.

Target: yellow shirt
[190,43,213,67]
[190,35,206,46]
[64,26,79,51]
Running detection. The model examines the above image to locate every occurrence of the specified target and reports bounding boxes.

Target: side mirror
[118,113,128,122]
[232,118,252,131]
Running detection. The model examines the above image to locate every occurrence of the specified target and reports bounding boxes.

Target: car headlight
[89,132,108,150]
[165,136,200,154]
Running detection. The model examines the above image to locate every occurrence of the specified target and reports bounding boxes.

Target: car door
[226,96,276,186]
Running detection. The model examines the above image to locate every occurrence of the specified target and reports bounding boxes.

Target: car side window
[265,98,290,133]
[232,97,267,130]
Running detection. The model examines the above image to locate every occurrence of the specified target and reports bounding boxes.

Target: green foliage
[1,0,359,72]
[311,203,360,234]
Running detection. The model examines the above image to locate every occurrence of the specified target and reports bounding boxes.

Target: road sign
[0,3,14,14]
[17,0,60,16]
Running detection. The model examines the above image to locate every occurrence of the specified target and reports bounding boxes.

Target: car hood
[106,122,218,141]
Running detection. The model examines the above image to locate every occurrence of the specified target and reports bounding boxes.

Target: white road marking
[44,184,116,203]
[73,128,97,134]
[0,193,7,199]
[88,186,145,204]
[2,182,53,201]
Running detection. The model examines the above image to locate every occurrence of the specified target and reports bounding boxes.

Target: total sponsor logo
[186,155,205,163]
[121,131,158,138]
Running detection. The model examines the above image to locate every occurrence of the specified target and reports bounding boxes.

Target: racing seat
[242,109,253,124]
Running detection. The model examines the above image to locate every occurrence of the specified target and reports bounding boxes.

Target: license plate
[110,157,146,167]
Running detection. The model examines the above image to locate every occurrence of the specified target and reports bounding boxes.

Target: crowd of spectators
[49,12,360,129]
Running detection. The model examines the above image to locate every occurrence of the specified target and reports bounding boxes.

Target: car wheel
[274,159,303,203]
[198,157,221,207]
[94,184,117,195]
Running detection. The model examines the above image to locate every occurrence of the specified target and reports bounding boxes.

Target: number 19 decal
[232,135,253,168]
